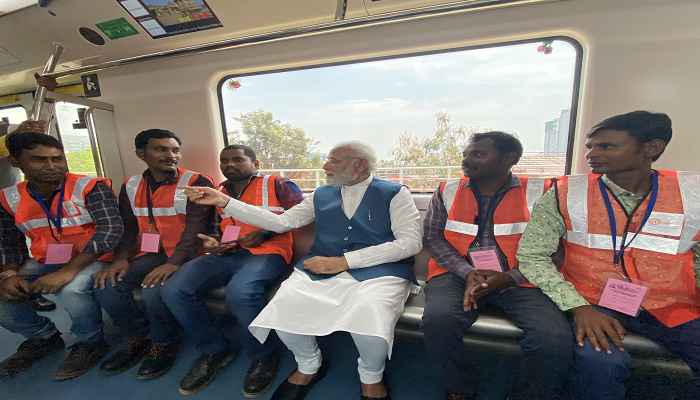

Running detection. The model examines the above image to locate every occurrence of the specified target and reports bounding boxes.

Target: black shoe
[243,353,281,398]
[136,342,179,380]
[178,350,237,395]
[270,362,328,400]
[99,336,151,376]
[53,340,109,381]
[31,295,56,312]
[0,332,64,377]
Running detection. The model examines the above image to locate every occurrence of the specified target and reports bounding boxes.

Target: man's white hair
[332,141,377,172]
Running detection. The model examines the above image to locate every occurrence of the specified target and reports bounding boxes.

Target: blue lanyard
[598,173,658,264]
[29,184,66,240]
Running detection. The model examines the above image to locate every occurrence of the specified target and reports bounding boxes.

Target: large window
[219,38,581,191]
[54,102,102,177]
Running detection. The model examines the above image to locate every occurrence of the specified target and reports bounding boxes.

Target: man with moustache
[183,141,422,400]
[160,144,303,396]
[0,127,123,379]
[92,129,215,380]
[422,131,573,400]
[518,111,700,400]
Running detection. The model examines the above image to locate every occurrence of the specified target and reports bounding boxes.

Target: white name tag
[642,212,684,237]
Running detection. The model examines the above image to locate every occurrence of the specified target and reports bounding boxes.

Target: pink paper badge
[469,248,502,272]
[221,226,241,243]
[598,278,648,316]
[140,233,161,253]
[45,243,73,265]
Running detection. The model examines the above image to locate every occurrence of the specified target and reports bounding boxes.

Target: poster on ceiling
[118,0,222,39]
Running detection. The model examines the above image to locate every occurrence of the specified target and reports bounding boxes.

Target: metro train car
[0,1,698,399]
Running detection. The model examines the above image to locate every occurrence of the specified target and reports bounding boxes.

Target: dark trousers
[161,251,288,360]
[572,307,700,400]
[94,253,180,345]
[423,272,574,400]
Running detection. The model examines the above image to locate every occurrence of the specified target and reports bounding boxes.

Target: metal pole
[29,43,64,121]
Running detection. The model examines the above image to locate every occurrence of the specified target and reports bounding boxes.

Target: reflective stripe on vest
[4,176,97,233]
[678,171,700,252]
[2,185,20,213]
[126,171,195,217]
[443,177,541,237]
[255,175,284,212]
[565,173,700,254]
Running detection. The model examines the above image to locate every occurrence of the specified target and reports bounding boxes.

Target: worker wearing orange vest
[92,129,215,380]
[160,144,303,396]
[518,111,700,400]
[422,131,573,400]
[0,130,123,380]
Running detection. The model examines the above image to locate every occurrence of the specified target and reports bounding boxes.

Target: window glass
[0,105,28,125]
[219,39,579,191]
[54,102,101,176]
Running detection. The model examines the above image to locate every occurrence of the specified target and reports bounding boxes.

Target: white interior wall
[93,0,700,181]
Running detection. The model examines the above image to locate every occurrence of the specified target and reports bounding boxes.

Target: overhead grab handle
[29,42,64,121]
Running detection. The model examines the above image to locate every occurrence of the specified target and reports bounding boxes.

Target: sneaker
[243,353,280,398]
[0,332,64,377]
[136,342,179,380]
[99,336,151,376]
[179,350,237,395]
[53,340,109,381]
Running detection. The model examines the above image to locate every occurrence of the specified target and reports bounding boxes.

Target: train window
[218,38,581,192]
[54,101,103,177]
[0,105,28,125]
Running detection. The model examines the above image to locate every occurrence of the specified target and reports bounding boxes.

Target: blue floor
[0,303,445,400]
[1,301,694,400]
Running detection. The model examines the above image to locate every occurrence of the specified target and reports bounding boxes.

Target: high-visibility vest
[556,170,700,327]
[427,175,550,282]
[0,173,113,264]
[217,175,294,264]
[124,168,207,257]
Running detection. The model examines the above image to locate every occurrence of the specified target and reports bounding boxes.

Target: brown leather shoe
[53,340,109,380]
[0,332,64,377]
[99,336,151,375]
[243,352,280,398]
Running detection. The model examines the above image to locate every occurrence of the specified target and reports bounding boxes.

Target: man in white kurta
[184,142,421,400]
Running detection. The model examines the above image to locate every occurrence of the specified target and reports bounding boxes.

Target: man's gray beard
[326,174,351,186]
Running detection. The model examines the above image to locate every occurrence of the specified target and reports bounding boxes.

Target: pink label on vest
[221,226,241,243]
[469,248,502,272]
[45,244,73,264]
[599,278,648,316]
[140,233,161,253]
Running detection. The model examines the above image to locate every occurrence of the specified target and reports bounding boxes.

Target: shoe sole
[178,353,236,396]
[241,383,272,399]
[135,363,176,381]
[99,357,147,377]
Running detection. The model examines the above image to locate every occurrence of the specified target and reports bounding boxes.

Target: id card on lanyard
[31,184,74,264]
[140,183,162,253]
[596,174,657,316]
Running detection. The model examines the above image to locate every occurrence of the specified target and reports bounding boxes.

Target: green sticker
[96,18,139,40]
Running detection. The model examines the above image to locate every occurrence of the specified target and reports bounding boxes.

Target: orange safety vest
[124,168,207,257]
[218,175,294,264]
[0,173,113,264]
[427,175,550,283]
[556,170,700,327]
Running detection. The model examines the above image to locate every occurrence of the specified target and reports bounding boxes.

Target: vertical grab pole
[29,43,64,121]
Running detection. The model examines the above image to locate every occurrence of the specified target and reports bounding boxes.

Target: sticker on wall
[117,0,222,39]
[96,17,140,40]
[81,74,101,98]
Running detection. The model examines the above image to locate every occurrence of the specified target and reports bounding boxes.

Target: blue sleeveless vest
[295,177,415,282]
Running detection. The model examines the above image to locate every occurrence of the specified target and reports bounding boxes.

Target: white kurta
[221,175,422,355]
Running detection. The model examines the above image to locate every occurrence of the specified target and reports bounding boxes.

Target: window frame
[216,35,583,175]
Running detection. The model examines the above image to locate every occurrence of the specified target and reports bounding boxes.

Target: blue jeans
[0,260,106,344]
[94,253,180,345]
[423,272,574,400]
[161,250,288,360]
[572,307,700,400]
